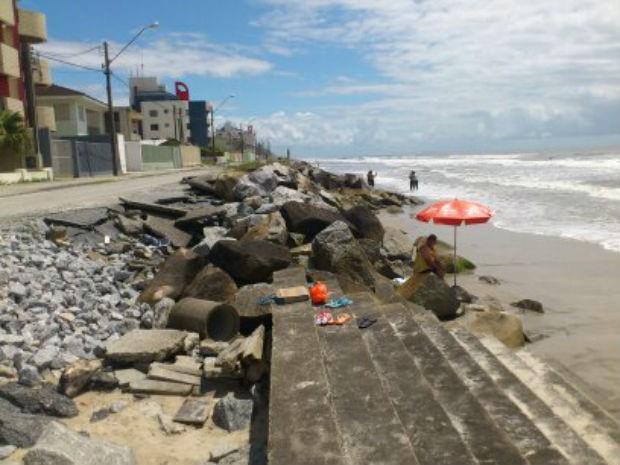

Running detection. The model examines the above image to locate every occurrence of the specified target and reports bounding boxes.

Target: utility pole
[210,110,215,152]
[22,44,40,168]
[103,41,119,176]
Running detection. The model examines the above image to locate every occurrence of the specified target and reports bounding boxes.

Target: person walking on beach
[409,170,418,191]
[367,170,377,187]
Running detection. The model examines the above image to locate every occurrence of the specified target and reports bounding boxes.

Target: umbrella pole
[453,225,457,287]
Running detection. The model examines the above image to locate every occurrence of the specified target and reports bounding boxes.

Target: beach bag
[310,282,328,305]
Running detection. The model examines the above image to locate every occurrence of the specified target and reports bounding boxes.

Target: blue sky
[22,0,620,156]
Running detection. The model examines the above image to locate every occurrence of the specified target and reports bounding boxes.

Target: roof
[36,84,107,106]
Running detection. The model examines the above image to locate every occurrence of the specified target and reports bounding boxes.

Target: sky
[21,0,620,157]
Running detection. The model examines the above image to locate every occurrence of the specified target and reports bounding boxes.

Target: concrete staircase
[268,268,620,465]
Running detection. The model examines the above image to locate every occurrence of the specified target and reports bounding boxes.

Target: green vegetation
[0,110,32,156]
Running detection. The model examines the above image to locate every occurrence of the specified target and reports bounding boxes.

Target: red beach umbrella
[415,199,493,286]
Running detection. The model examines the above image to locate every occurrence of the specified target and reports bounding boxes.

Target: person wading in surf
[409,170,418,191]
[367,170,377,187]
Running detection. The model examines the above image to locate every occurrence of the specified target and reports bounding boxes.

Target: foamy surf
[313,151,620,253]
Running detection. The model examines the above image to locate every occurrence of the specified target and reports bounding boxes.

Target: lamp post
[104,22,159,175]
[211,94,235,153]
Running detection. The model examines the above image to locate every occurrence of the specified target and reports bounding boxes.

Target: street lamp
[211,94,235,153]
[104,22,159,176]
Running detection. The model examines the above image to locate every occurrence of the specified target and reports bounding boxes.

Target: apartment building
[0,0,54,128]
[130,76,191,142]
[189,100,212,147]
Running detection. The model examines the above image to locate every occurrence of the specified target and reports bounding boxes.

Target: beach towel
[325,297,353,308]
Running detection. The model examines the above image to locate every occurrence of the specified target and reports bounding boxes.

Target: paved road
[0,168,216,219]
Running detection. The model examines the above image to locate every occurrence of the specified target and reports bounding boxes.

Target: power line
[40,44,102,59]
[36,52,102,73]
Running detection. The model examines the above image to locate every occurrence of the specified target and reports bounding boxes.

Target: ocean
[315,151,620,253]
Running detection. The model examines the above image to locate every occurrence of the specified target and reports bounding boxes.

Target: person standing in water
[409,170,418,191]
[367,170,377,187]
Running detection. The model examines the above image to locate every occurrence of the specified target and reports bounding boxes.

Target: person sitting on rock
[413,234,444,278]
[366,170,377,187]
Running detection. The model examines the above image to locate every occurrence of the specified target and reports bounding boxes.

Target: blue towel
[257,295,277,306]
[325,297,353,308]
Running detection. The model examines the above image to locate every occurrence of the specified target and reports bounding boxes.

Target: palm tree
[0,110,32,156]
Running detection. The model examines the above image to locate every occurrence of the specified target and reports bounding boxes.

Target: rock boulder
[343,205,384,241]
[312,221,376,290]
[182,265,238,302]
[280,201,354,239]
[407,273,459,320]
[382,227,414,260]
[209,240,292,285]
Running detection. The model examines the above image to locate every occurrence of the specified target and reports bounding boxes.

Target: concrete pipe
[167,298,240,341]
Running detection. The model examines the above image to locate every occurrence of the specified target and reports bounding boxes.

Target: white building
[140,100,190,142]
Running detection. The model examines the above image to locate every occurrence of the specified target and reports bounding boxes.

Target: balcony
[36,105,56,131]
[0,0,16,27]
[0,42,20,79]
[33,58,52,86]
[18,9,47,43]
[0,96,24,115]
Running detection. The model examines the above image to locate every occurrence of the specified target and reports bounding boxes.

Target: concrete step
[416,319,570,465]
[451,329,611,465]
[478,336,620,465]
[316,289,419,465]
[387,304,530,465]
[350,300,478,465]
[269,268,347,465]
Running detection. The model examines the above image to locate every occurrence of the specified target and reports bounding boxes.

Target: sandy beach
[381,207,620,418]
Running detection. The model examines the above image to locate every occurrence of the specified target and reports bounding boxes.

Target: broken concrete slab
[199,340,230,356]
[119,197,187,218]
[23,421,136,465]
[114,368,147,388]
[127,379,193,396]
[105,329,189,364]
[173,398,209,425]
[143,215,192,248]
[147,364,202,386]
[44,207,109,229]
[150,359,202,377]
[175,205,225,227]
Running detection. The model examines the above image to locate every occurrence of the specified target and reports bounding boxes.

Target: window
[164,109,169,114]
[149,110,158,117]
[53,103,70,121]
[150,124,159,131]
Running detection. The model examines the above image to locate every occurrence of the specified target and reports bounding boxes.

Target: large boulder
[24,421,136,465]
[343,205,384,241]
[280,201,354,239]
[270,186,311,206]
[233,175,267,201]
[0,383,78,418]
[193,226,231,257]
[214,172,245,201]
[382,227,414,260]
[309,168,345,190]
[343,173,367,189]
[248,167,278,192]
[407,274,459,320]
[457,309,526,348]
[138,249,206,304]
[240,212,288,245]
[182,265,238,302]
[209,240,292,285]
[311,221,376,290]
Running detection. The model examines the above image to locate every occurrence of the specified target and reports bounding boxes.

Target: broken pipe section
[168,298,240,341]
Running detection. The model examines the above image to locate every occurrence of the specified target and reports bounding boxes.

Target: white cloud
[37,33,273,79]
[253,0,620,152]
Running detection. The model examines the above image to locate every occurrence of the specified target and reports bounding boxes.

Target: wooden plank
[173,398,210,425]
[275,286,309,304]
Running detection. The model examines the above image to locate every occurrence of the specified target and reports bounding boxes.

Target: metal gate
[74,141,113,177]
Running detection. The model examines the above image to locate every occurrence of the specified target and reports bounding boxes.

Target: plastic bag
[310,281,328,305]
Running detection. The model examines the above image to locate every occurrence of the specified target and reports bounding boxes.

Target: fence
[50,140,74,178]
[74,141,113,177]
[125,141,142,172]
[141,145,182,171]
[180,145,201,167]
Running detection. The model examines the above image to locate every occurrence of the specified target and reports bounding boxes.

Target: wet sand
[381,207,620,417]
